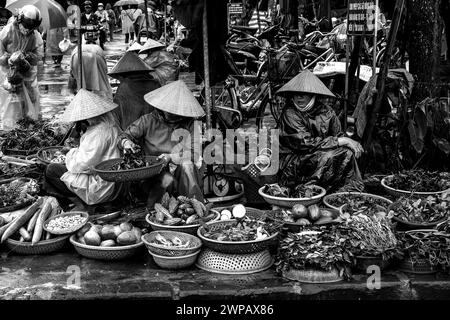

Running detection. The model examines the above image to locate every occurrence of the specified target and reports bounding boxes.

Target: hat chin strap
[293,96,316,112]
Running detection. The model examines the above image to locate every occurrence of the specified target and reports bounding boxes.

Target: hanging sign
[347,0,376,35]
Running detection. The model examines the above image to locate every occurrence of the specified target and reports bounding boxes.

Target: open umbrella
[6,0,67,30]
[114,0,138,7]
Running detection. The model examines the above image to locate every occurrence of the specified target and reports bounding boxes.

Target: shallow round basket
[197,220,279,254]
[388,204,447,231]
[323,192,393,211]
[258,185,326,208]
[281,207,341,233]
[381,175,450,198]
[3,148,38,156]
[0,178,36,213]
[196,249,273,275]
[44,211,89,235]
[70,235,144,260]
[36,146,65,165]
[93,156,165,182]
[5,235,70,255]
[142,231,202,257]
[213,206,271,221]
[145,210,220,235]
[282,267,343,283]
[150,250,200,270]
[398,258,437,274]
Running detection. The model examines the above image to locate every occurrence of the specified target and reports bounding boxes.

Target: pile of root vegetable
[151,193,216,226]
[0,117,67,153]
[0,196,63,244]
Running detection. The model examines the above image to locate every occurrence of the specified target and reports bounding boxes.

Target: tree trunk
[406,0,443,103]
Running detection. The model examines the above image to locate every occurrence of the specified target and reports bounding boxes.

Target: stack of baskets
[142,231,202,269]
[195,206,277,275]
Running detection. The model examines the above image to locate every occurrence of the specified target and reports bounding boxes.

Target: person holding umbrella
[276,70,364,193]
[0,4,44,130]
[118,80,205,207]
[121,5,135,44]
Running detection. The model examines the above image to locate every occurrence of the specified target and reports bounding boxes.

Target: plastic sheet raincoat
[69,44,113,100]
[60,113,121,205]
[0,20,43,130]
[141,50,179,86]
[279,100,364,192]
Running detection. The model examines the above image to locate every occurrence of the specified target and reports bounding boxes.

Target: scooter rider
[80,1,103,49]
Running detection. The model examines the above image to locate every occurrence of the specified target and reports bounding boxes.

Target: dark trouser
[108,23,114,40]
[43,163,73,197]
[279,147,364,193]
[134,24,140,43]
[125,32,134,43]
[52,55,63,64]
[99,30,106,49]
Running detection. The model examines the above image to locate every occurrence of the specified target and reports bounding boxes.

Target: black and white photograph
[0,0,449,310]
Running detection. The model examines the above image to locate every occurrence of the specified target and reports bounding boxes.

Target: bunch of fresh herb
[275,226,354,279]
[390,194,450,224]
[387,170,450,192]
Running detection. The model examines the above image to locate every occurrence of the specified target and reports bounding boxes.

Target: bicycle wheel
[255,93,286,131]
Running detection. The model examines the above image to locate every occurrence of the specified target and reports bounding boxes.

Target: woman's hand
[338,137,364,159]
[122,139,140,154]
[157,153,171,165]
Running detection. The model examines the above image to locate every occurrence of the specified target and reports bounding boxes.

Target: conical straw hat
[276,69,336,97]
[139,38,165,53]
[61,89,118,122]
[127,41,143,52]
[144,80,205,118]
[108,51,153,79]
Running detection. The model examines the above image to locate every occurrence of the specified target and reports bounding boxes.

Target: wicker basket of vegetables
[94,152,165,182]
[323,192,392,211]
[36,146,66,165]
[258,183,326,208]
[197,217,280,254]
[0,178,39,213]
[381,170,450,198]
[388,194,450,230]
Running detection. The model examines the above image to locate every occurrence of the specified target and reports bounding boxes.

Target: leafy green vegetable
[389,194,450,224]
[387,170,450,192]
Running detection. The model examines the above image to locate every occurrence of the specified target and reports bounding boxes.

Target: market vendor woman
[43,89,122,208]
[277,70,364,192]
[118,80,205,207]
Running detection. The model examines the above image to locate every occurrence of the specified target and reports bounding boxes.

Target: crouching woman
[43,89,122,207]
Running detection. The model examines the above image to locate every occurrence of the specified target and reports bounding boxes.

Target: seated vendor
[277,70,364,192]
[43,89,122,208]
[118,80,205,207]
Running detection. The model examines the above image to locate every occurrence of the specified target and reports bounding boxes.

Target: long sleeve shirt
[119,111,202,166]
[280,102,342,154]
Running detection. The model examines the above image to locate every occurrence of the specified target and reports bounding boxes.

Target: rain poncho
[69,44,113,100]
[60,113,121,205]
[279,100,363,192]
[121,8,135,34]
[0,21,43,130]
[45,27,66,57]
[113,74,160,130]
[119,110,203,200]
[141,50,179,86]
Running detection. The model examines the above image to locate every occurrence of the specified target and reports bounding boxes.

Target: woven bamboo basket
[323,192,393,211]
[5,235,70,255]
[388,204,447,231]
[381,175,450,198]
[146,210,220,235]
[142,231,202,257]
[197,220,279,254]
[70,235,144,260]
[258,185,326,208]
[282,267,343,283]
[44,211,89,235]
[36,146,65,165]
[94,156,165,182]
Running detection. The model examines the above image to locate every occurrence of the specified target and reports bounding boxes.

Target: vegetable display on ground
[262,183,322,198]
[0,179,39,209]
[386,170,450,192]
[389,194,450,224]
[76,221,142,247]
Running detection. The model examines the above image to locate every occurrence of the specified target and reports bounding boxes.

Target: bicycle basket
[268,50,300,81]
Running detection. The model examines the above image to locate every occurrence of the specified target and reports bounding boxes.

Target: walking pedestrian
[121,5,135,44]
[95,2,109,46]
[66,0,80,42]
[106,3,116,42]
